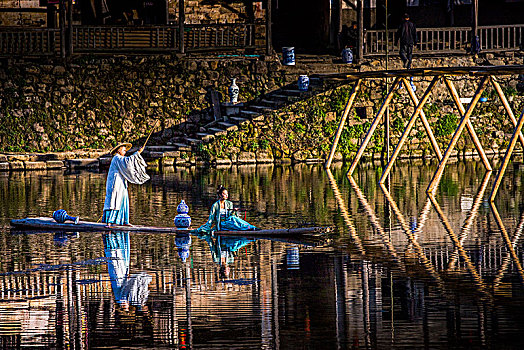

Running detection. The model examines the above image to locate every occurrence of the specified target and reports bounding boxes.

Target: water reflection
[1,161,524,348]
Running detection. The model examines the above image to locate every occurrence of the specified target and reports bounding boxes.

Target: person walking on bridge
[396,13,417,69]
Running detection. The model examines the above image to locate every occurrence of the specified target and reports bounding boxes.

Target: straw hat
[110,142,132,155]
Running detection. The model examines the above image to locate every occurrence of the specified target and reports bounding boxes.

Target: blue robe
[196,200,257,232]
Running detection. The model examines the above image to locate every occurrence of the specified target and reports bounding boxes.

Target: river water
[1,159,524,349]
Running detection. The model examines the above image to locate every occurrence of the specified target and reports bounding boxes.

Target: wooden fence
[0,23,257,56]
[365,24,524,56]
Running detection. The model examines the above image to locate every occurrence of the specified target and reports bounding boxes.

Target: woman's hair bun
[217,185,226,196]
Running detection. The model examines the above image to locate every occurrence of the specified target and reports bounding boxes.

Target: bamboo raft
[10,217,331,236]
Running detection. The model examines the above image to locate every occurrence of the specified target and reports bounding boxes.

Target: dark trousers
[399,44,413,68]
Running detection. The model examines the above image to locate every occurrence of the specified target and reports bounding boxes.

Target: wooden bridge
[324,65,524,200]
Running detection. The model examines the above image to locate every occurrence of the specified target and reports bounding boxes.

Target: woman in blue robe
[196,185,257,232]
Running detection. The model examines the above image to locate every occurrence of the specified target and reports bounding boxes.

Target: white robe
[103,152,150,211]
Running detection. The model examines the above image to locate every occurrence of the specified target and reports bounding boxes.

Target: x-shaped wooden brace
[380,76,443,184]
[490,106,524,201]
[427,76,491,194]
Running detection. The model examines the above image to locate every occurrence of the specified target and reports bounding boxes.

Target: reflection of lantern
[286,247,300,270]
[175,234,192,263]
[174,200,191,229]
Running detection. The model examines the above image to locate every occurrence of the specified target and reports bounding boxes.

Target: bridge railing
[0,23,258,55]
[364,24,524,56]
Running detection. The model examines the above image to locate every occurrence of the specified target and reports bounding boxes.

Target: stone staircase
[143,55,359,159]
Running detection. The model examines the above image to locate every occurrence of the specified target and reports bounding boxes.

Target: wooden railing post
[179,0,185,53]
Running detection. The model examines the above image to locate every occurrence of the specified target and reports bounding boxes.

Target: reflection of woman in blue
[196,185,257,233]
[196,233,254,279]
[103,232,152,309]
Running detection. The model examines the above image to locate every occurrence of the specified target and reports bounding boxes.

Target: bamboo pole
[348,175,406,272]
[444,77,492,171]
[427,75,489,194]
[403,77,443,160]
[491,77,524,148]
[379,76,441,184]
[447,171,491,270]
[325,169,365,255]
[347,76,401,176]
[325,80,362,169]
[428,194,492,301]
[490,203,524,286]
[380,184,445,293]
[490,107,524,201]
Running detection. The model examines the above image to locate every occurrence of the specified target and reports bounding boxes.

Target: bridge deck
[315,65,524,81]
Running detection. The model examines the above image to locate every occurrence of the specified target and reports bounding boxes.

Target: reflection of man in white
[102,142,149,227]
[104,232,152,310]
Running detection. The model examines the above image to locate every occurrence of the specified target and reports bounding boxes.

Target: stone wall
[0,52,523,170]
[0,55,293,153]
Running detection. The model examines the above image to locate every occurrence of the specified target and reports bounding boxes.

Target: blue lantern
[298,75,309,92]
[52,209,79,224]
[342,48,353,64]
[282,47,295,66]
[174,200,191,229]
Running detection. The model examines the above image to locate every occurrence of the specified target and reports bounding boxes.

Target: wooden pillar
[357,0,364,62]
[179,0,185,54]
[59,0,66,59]
[472,0,478,36]
[266,0,273,55]
[325,80,361,169]
[67,0,73,58]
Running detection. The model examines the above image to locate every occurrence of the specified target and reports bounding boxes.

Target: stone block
[0,162,9,171]
[216,158,232,165]
[67,159,99,169]
[0,155,7,162]
[237,152,256,163]
[24,161,47,170]
[46,160,65,169]
[10,161,25,171]
[162,157,175,166]
[256,151,274,163]
[175,157,189,165]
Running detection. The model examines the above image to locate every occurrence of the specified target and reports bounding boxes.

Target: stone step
[172,143,191,151]
[146,145,179,152]
[196,133,215,142]
[248,105,274,113]
[260,99,284,107]
[240,110,261,118]
[208,127,228,136]
[185,137,202,145]
[281,89,305,96]
[229,116,249,124]
[269,94,293,101]
[217,122,238,131]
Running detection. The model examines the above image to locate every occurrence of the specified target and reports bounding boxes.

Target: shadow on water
[1,160,524,348]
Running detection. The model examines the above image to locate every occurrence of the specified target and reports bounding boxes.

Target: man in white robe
[103,142,150,227]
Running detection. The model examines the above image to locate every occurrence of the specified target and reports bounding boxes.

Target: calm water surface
[1,159,524,349]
